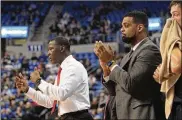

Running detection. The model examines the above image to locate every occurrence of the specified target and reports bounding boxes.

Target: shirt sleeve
[25,87,54,108]
[38,65,82,101]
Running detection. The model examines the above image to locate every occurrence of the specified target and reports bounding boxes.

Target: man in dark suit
[94,11,165,120]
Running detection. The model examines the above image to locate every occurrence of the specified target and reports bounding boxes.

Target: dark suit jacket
[103,38,166,120]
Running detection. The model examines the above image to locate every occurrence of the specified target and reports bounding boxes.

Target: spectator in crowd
[31,52,38,61]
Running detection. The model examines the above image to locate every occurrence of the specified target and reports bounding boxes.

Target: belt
[60,109,88,118]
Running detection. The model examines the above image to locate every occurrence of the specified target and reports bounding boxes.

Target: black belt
[60,109,88,119]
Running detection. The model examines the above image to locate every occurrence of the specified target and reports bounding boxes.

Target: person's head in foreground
[120,10,148,45]
[48,36,71,64]
[170,0,182,27]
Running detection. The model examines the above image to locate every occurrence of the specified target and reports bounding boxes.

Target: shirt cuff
[111,65,118,71]
[38,80,49,93]
[103,76,109,82]
[103,65,118,82]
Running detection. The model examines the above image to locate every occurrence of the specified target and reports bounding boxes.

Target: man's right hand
[15,73,29,93]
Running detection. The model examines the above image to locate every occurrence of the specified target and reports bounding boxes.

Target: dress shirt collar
[132,37,148,51]
[60,55,73,68]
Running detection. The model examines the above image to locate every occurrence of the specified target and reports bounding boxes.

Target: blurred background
[1,1,170,119]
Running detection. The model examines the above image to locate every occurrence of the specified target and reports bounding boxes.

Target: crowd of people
[2,1,51,27]
[49,12,118,45]
[49,2,131,45]
[49,1,170,45]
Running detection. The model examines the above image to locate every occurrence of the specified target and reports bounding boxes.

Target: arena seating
[48,1,170,44]
[1,1,51,27]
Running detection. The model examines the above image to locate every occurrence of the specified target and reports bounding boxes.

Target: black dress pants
[168,97,182,120]
[59,109,93,120]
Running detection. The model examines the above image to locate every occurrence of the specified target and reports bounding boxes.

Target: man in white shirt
[15,36,93,120]
[94,11,165,120]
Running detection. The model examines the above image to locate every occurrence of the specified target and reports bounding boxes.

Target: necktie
[128,49,134,57]
[51,67,62,114]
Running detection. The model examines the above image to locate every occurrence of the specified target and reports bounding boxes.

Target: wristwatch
[106,60,116,67]
[24,87,29,93]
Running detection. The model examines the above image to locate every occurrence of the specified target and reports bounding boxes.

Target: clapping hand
[94,41,114,64]
[30,67,41,83]
[94,41,115,77]
[15,73,29,93]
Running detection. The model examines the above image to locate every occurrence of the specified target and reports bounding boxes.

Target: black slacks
[58,109,93,120]
[168,102,182,120]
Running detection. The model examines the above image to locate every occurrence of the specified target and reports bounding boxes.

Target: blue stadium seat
[11,89,17,95]
[2,2,51,26]
[78,53,84,60]
[28,81,35,88]
[5,102,10,108]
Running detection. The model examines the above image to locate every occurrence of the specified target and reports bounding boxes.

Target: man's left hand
[94,41,114,64]
[30,67,41,83]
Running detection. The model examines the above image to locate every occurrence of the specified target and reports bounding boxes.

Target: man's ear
[60,46,65,52]
[138,24,144,33]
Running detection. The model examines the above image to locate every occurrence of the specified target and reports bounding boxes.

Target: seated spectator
[31,52,38,61]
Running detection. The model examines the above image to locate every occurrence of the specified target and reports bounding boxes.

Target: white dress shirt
[104,39,146,81]
[26,55,90,116]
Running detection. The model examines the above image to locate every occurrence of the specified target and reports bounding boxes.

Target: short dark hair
[124,10,148,30]
[49,36,70,51]
[169,0,182,9]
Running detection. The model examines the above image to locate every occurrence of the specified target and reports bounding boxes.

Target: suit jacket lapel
[120,38,149,68]
[120,52,132,68]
